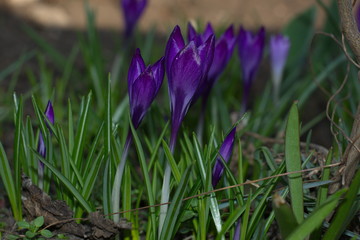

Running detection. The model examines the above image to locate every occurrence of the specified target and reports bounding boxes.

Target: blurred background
[2,0,328,31]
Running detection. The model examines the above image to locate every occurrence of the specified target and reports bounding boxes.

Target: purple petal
[121,0,147,36]
[37,132,46,159]
[212,127,236,187]
[130,70,157,128]
[208,39,229,82]
[187,22,198,42]
[202,23,215,42]
[128,49,146,100]
[149,56,165,93]
[168,42,203,146]
[270,34,290,87]
[192,35,215,100]
[238,26,266,86]
[44,101,54,125]
[222,25,236,59]
[165,26,185,78]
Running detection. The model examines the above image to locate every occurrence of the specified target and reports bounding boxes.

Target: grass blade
[285,102,304,223]
[288,188,347,240]
[33,150,93,212]
[160,167,191,240]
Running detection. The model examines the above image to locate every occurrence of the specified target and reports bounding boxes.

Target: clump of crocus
[120,0,147,37]
[238,26,265,113]
[212,127,236,187]
[112,49,164,223]
[159,25,215,234]
[270,34,290,103]
[37,100,54,189]
[188,23,236,102]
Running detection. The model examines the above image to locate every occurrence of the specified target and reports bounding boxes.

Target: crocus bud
[121,0,147,37]
[165,25,215,150]
[212,127,236,187]
[270,34,290,101]
[238,27,265,111]
[128,48,165,129]
[37,101,55,159]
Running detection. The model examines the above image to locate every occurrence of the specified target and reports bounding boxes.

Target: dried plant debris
[20,175,131,239]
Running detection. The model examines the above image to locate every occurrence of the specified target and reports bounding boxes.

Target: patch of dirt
[1,175,132,239]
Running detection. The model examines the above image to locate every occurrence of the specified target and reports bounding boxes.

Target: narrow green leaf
[0,143,19,220]
[160,167,191,240]
[162,140,181,184]
[240,192,252,240]
[324,168,360,240]
[192,134,222,234]
[129,119,157,236]
[273,193,299,238]
[33,150,93,212]
[73,92,92,168]
[285,102,304,223]
[310,148,333,240]
[288,188,347,240]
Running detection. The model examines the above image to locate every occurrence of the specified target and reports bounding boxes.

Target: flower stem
[111,132,132,223]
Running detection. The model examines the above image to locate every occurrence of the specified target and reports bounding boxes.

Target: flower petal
[168,41,203,139]
[212,127,236,187]
[128,49,146,100]
[149,56,165,93]
[130,70,157,128]
[165,25,185,78]
[44,101,54,125]
[187,22,198,42]
[270,34,290,87]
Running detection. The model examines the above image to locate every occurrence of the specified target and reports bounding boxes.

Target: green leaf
[25,230,37,238]
[273,193,299,238]
[0,142,20,220]
[33,150,93,212]
[162,140,181,184]
[6,234,20,240]
[72,92,92,169]
[160,167,191,240]
[288,188,347,240]
[323,167,360,240]
[285,102,304,223]
[33,216,44,228]
[192,134,222,234]
[129,118,156,236]
[310,148,333,240]
[40,229,53,238]
[17,221,30,229]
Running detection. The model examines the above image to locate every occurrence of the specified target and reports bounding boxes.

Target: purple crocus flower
[120,0,147,37]
[212,127,236,187]
[128,48,165,129]
[165,25,215,150]
[270,34,290,101]
[37,101,55,159]
[238,26,265,111]
[188,23,236,100]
